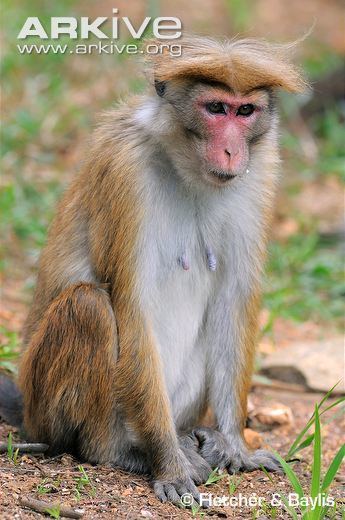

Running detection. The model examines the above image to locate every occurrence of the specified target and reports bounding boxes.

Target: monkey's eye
[206,102,227,115]
[236,104,255,116]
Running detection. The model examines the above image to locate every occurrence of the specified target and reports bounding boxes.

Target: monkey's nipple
[178,253,190,271]
[206,247,217,272]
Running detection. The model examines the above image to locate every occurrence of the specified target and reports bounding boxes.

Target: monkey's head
[144,36,308,188]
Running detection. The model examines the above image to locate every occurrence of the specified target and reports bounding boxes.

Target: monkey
[0,36,306,505]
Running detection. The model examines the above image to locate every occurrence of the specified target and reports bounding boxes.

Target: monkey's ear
[154,80,166,97]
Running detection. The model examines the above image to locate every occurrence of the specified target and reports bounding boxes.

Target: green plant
[7,432,19,465]
[45,505,60,519]
[263,232,345,330]
[37,478,61,495]
[74,465,96,500]
[228,474,243,494]
[287,382,345,459]
[274,405,344,519]
[252,501,279,519]
[190,502,206,518]
[37,479,50,495]
[205,467,228,486]
[259,499,279,518]
[0,327,19,374]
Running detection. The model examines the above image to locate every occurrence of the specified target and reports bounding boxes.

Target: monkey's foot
[192,426,282,474]
[153,477,200,506]
[153,446,209,507]
[153,470,201,507]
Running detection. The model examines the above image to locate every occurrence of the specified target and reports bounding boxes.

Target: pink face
[195,89,269,186]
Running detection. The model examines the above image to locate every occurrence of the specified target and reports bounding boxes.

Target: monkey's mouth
[208,169,237,183]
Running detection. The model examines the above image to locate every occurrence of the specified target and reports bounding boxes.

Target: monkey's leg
[18,283,120,462]
[19,283,201,505]
[111,301,202,505]
[203,291,281,474]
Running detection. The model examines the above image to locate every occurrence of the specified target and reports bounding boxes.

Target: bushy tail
[0,373,23,428]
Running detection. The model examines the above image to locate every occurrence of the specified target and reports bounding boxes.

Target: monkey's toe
[153,477,200,507]
[192,428,283,476]
[231,449,283,474]
[191,427,230,469]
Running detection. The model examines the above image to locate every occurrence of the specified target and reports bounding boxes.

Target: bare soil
[1,387,344,519]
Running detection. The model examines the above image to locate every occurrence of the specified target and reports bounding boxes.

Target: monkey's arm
[200,284,281,473]
[81,135,203,504]
[112,302,203,503]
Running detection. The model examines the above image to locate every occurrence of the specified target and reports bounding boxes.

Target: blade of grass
[287,385,339,458]
[288,433,315,460]
[260,464,275,484]
[7,432,13,460]
[287,386,344,458]
[273,450,306,512]
[290,398,345,459]
[320,397,345,417]
[291,403,345,462]
[310,405,322,520]
[321,444,345,492]
[279,493,299,520]
[205,468,227,486]
[318,382,341,408]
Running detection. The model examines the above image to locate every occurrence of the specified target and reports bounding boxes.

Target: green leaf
[272,451,306,512]
[321,396,345,417]
[311,405,322,501]
[279,493,299,520]
[288,433,315,459]
[287,383,342,458]
[318,382,341,408]
[7,432,13,459]
[321,444,345,492]
[205,468,227,486]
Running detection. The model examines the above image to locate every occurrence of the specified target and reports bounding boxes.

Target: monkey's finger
[226,460,241,474]
[191,426,212,446]
[251,450,283,473]
[153,482,167,503]
[176,480,201,505]
[164,484,182,506]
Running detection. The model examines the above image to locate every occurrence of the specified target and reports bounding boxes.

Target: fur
[0,35,307,504]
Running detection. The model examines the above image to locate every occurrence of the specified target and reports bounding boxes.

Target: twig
[19,497,84,519]
[0,442,49,453]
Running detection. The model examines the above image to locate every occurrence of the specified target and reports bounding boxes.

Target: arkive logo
[17,8,182,40]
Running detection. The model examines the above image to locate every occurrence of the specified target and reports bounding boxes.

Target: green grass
[74,465,96,500]
[274,405,344,519]
[263,232,344,330]
[44,505,61,519]
[0,327,20,374]
[204,467,228,486]
[259,388,345,519]
[311,110,345,182]
[37,478,61,495]
[287,382,345,460]
[7,432,19,465]
[1,2,343,370]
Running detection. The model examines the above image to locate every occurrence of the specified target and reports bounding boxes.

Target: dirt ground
[1,0,344,518]
[1,387,344,519]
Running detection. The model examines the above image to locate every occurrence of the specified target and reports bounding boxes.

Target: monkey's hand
[179,433,212,485]
[152,449,202,507]
[192,427,282,474]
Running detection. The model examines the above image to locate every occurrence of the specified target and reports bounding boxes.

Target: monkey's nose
[225,149,239,157]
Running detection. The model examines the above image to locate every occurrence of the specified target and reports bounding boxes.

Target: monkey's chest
[140,226,217,401]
